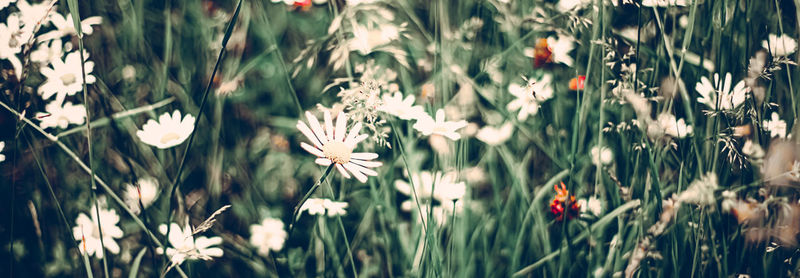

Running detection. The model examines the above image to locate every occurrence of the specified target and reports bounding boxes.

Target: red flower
[549,182,580,220]
[569,76,586,91]
[293,0,312,10]
[533,38,553,68]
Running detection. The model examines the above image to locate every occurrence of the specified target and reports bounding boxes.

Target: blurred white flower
[641,0,687,6]
[0,14,25,75]
[395,171,466,204]
[402,200,463,227]
[299,198,349,217]
[590,145,613,166]
[578,196,603,216]
[136,110,195,149]
[413,109,468,140]
[36,100,86,129]
[349,24,399,55]
[0,0,15,11]
[742,140,765,159]
[546,36,575,66]
[16,0,54,33]
[297,110,382,183]
[0,141,4,162]
[72,204,124,259]
[39,13,103,41]
[38,51,96,104]
[678,173,718,206]
[695,72,747,110]
[763,112,787,138]
[762,34,797,57]
[158,222,224,266]
[378,92,426,120]
[507,74,553,121]
[476,122,514,146]
[557,0,591,11]
[30,38,62,66]
[124,177,159,215]
[121,65,136,82]
[249,217,288,256]
[657,113,693,138]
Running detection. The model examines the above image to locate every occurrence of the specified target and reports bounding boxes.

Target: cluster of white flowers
[578,196,603,216]
[72,203,124,259]
[299,198,349,217]
[590,145,613,166]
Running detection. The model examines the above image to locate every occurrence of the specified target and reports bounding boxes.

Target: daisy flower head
[394,171,466,204]
[30,38,63,66]
[249,217,288,256]
[158,222,224,266]
[136,110,196,149]
[763,112,787,138]
[762,34,797,57]
[475,122,514,146]
[36,100,86,129]
[507,74,554,121]
[124,177,160,215]
[695,72,748,110]
[0,14,25,75]
[546,36,575,66]
[412,109,469,140]
[72,204,124,259]
[38,50,96,103]
[378,91,426,120]
[299,198,350,217]
[39,13,103,41]
[297,110,382,183]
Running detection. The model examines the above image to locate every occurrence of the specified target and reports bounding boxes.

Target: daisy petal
[297,121,324,149]
[306,112,328,145]
[315,158,332,166]
[343,163,368,183]
[335,112,347,142]
[300,142,325,157]
[335,164,351,179]
[350,152,378,160]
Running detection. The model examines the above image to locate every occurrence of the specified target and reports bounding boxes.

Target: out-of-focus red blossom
[569,76,586,91]
[533,38,553,68]
[550,182,580,221]
[293,0,312,10]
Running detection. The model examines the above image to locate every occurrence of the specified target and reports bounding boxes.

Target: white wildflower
[763,112,787,138]
[657,113,693,138]
[249,217,288,255]
[590,145,613,166]
[378,92,426,120]
[742,140,765,159]
[136,110,195,149]
[678,173,719,206]
[36,100,86,129]
[299,198,349,217]
[0,14,25,75]
[0,0,15,11]
[123,177,159,215]
[39,13,103,41]
[578,196,603,216]
[38,51,96,104]
[546,36,575,66]
[349,24,399,55]
[641,0,687,6]
[506,74,554,121]
[30,38,62,66]
[762,34,797,57]
[695,72,748,110]
[412,109,468,140]
[476,122,514,146]
[72,204,124,259]
[394,171,466,203]
[297,110,382,183]
[158,222,223,266]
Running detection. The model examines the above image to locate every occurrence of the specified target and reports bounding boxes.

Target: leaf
[128,248,147,278]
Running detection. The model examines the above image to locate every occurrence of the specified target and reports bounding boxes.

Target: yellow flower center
[322,141,352,164]
[60,73,77,85]
[160,132,181,144]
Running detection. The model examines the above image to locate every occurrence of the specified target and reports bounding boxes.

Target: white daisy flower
[0,0,16,11]
[657,113,693,138]
[762,34,797,57]
[349,24,399,55]
[742,140,765,159]
[0,14,25,75]
[30,38,63,66]
[394,171,466,204]
[38,13,103,41]
[16,0,55,31]
[475,122,514,146]
[546,36,575,66]
[72,204,124,259]
[641,0,687,6]
[299,198,349,217]
[136,110,196,149]
[590,145,613,166]
[557,0,591,11]
[158,222,224,266]
[38,51,96,104]
[124,177,160,215]
[0,141,5,162]
[249,217,288,256]
[695,72,748,110]
[36,100,86,129]
[297,110,382,183]
[378,92,426,120]
[412,109,468,140]
[763,112,787,138]
[507,74,554,121]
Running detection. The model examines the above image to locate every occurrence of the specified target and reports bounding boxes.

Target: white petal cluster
[657,113,693,138]
[136,110,196,149]
[677,173,719,206]
[507,74,554,121]
[36,101,86,129]
[38,51,96,104]
[123,177,160,215]
[72,204,124,259]
[695,72,748,110]
[412,109,468,140]
[395,171,466,205]
[299,198,349,217]
[249,217,288,256]
[590,145,613,166]
[763,112,787,138]
[476,122,514,146]
[158,223,224,266]
[297,111,382,183]
[762,33,797,57]
[378,92,426,120]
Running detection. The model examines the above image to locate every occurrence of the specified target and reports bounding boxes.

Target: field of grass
[3,0,800,277]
